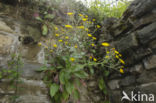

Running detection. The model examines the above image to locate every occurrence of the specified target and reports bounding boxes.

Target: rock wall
[0,0,156,103]
[0,1,90,103]
[0,2,51,102]
[98,0,156,102]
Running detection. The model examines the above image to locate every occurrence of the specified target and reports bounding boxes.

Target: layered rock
[97,0,156,102]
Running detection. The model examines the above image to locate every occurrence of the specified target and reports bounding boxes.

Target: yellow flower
[119,59,125,64]
[65,25,73,28]
[92,19,95,21]
[82,18,87,21]
[85,28,89,31]
[78,26,85,29]
[85,15,88,18]
[44,46,48,49]
[89,21,92,24]
[91,43,95,47]
[115,50,119,54]
[70,57,75,62]
[38,42,42,46]
[74,45,78,48]
[102,42,110,47]
[50,50,53,53]
[89,56,92,59]
[53,44,57,48]
[119,54,122,57]
[92,37,97,40]
[79,14,83,17]
[67,12,73,15]
[58,40,63,42]
[65,41,68,45]
[96,25,101,28]
[55,27,58,30]
[106,51,110,54]
[105,56,109,58]
[115,55,119,59]
[93,58,97,62]
[88,34,92,37]
[65,36,69,39]
[120,68,124,73]
[55,34,60,37]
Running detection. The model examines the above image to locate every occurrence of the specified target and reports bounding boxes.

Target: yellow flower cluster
[82,18,87,21]
[55,34,59,37]
[65,25,73,28]
[88,34,92,37]
[67,12,73,16]
[101,42,110,47]
[78,26,85,29]
[70,57,75,62]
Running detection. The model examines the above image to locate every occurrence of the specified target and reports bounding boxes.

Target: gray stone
[137,22,156,44]
[114,33,138,52]
[16,78,50,103]
[109,91,122,103]
[123,0,156,20]
[137,70,156,84]
[123,47,152,65]
[108,80,120,90]
[20,62,44,80]
[19,45,41,61]
[149,39,156,49]
[0,34,13,55]
[0,21,14,33]
[144,55,156,70]
[139,82,156,103]
[119,76,136,86]
[129,64,144,73]
[87,81,97,87]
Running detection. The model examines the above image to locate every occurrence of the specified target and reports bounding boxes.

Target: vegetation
[0,54,23,102]
[88,0,130,22]
[37,11,125,102]
[0,0,129,102]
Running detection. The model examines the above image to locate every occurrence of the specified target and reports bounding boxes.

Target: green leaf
[36,66,47,72]
[74,71,88,78]
[98,78,107,94]
[104,70,109,77]
[62,90,69,101]
[73,89,80,100]
[50,83,59,97]
[44,14,55,19]
[42,24,48,36]
[88,66,94,74]
[35,17,42,21]
[72,64,84,72]
[65,82,74,95]
[98,78,105,90]
[59,71,65,84]
[0,72,2,79]
[74,78,81,87]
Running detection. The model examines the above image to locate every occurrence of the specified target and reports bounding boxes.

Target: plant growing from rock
[37,11,125,103]
[0,53,23,102]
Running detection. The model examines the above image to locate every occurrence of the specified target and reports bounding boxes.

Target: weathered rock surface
[97,0,156,102]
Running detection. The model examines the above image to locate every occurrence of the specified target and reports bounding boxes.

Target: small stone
[137,22,156,44]
[144,55,156,70]
[0,21,14,33]
[114,33,138,52]
[129,64,144,73]
[108,80,120,90]
[0,34,13,55]
[119,76,136,86]
[137,70,156,84]
[88,81,96,87]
